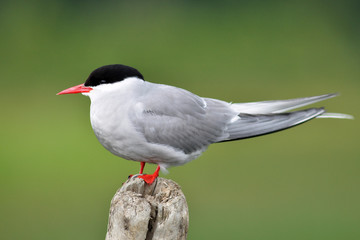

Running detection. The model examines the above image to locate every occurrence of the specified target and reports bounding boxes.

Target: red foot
[138,174,158,185]
[137,165,160,185]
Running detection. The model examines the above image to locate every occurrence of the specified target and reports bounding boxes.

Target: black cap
[84,64,144,87]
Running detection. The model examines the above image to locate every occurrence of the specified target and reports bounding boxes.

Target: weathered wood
[106,177,189,240]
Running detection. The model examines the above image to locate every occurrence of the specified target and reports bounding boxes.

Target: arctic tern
[57,64,352,184]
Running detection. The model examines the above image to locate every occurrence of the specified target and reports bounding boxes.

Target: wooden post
[106,177,189,240]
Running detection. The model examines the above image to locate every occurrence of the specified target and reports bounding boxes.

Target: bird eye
[100,79,107,84]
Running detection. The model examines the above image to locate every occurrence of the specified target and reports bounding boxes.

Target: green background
[1,1,359,239]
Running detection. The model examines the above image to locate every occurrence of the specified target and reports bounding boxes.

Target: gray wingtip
[318,93,354,119]
[317,92,338,100]
[328,92,339,98]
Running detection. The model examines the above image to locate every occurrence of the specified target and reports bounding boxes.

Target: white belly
[89,100,204,171]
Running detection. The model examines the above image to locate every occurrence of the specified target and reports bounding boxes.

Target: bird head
[57,64,144,96]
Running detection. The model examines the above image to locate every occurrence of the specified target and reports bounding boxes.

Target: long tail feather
[231,93,337,114]
[316,112,354,119]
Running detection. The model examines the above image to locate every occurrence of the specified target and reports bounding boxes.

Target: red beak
[57,84,93,95]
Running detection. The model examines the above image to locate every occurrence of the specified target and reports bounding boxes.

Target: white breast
[86,78,203,171]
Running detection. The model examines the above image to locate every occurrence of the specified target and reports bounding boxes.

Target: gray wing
[231,93,337,114]
[130,85,346,151]
[222,108,325,142]
[130,84,235,154]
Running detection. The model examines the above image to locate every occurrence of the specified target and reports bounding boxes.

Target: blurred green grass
[0,1,359,239]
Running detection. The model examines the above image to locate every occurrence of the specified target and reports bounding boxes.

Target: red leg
[139,162,145,174]
[138,165,160,185]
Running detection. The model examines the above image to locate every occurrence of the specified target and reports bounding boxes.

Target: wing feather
[129,84,348,151]
[222,108,325,142]
[231,93,337,114]
[130,84,235,154]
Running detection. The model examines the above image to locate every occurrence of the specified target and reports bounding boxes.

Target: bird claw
[128,165,160,185]
[127,173,157,185]
[137,174,158,185]
[128,173,143,179]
